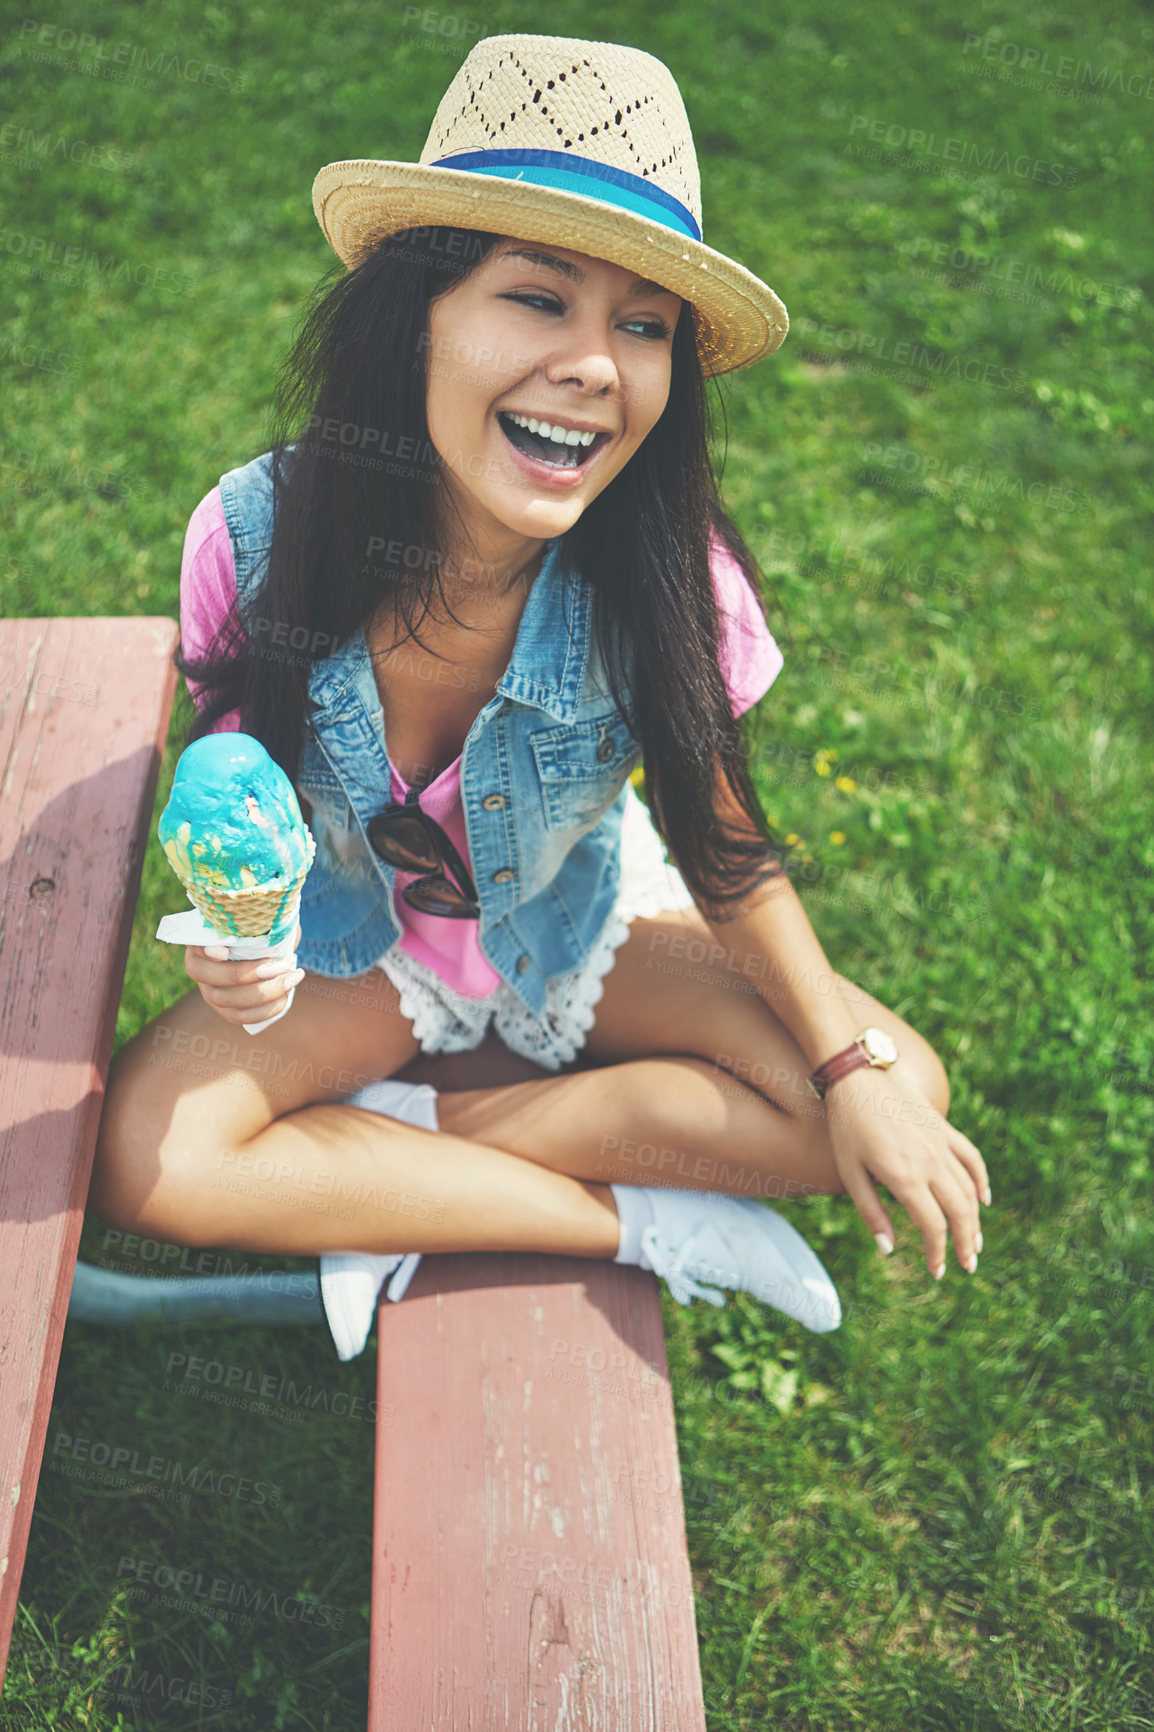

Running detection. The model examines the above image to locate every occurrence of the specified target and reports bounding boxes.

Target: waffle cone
[176,833,315,941]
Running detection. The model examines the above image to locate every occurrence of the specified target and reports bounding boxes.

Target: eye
[501,293,671,341]
[627,317,673,341]
[502,292,560,315]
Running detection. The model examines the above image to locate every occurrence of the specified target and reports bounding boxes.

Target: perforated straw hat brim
[311,33,788,377]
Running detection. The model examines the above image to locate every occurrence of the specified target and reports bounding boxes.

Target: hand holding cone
[156,733,316,1031]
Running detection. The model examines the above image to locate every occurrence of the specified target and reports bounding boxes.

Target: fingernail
[965,1253,978,1273]
[933,1263,945,1280]
[204,946,229,961]
[286,969,306,987]
[255,958,291,978]
[975,1231,983,1253]
[874,1232,894,1256]
[984,1187,992,1205]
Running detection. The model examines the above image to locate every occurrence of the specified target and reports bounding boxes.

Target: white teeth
[505,412,597,448]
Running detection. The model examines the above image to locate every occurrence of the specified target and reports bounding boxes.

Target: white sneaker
[319,1079,438,1361]
[611,1185,841,1333]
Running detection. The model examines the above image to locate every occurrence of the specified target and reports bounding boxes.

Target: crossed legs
[91,907,949,1262]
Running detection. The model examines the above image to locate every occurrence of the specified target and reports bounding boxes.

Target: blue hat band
[429,147,702,243]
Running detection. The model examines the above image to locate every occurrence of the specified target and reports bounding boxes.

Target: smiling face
[423,238,684,569]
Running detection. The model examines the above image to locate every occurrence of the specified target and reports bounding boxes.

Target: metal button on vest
[516,954,530,973]
[492,869,514,884]
[482,793,506,810]
[596,735,615,762]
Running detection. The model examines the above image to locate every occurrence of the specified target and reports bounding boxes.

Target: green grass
[2,0,1152,1725]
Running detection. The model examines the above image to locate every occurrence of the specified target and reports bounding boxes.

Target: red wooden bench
[0,616,179,1675]
[1,616,708,1726]
[369,1253,705,1725]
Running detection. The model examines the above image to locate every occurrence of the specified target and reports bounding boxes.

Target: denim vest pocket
[530,711,642,831]
[298,838,382,928]
[298,764,354,834]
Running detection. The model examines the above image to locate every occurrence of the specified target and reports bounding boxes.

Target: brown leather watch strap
[808,1026,899,1099]
[807,1039,872,1100]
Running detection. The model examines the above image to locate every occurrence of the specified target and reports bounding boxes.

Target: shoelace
[639,1223,737,1308]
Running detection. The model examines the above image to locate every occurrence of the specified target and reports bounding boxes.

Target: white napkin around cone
[155,908,300,1034]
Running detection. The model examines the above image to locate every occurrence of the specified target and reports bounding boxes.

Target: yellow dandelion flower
[829,831,846,846]
[785,833,800,846]
[815,759,831,776]
[835,775,857,793]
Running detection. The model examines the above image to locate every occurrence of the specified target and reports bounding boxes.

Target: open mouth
[497,412,610,470]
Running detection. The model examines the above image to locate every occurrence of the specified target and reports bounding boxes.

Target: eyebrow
[496,245,679,300]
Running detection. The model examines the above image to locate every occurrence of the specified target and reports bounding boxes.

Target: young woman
[92,34,988,1360]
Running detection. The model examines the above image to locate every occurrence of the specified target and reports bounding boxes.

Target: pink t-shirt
[179,487,784,995]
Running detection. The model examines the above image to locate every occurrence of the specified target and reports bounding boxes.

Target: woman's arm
[698,765,989,1279]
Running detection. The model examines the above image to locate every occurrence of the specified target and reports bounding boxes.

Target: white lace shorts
[372,784,696,1070]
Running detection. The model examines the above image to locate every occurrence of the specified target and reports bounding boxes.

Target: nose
[543,311,622,400]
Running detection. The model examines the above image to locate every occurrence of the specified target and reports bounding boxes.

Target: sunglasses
[367,788,481,919]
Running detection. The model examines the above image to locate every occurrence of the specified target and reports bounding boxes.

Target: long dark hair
[175,225,793,916]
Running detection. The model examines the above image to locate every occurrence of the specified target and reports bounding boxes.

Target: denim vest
[218,450,643,1013]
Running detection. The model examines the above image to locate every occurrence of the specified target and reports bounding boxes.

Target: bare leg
[123,1049,832,1259]
[89,979,615,1258]
[191,1098,624,1259]
[101,903,937,1264]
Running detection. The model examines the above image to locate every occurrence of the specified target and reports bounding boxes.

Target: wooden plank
[0,618,179,1678]
[370,1253,708,1730]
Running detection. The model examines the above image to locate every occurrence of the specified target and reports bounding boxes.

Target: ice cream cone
[175,832,315,944]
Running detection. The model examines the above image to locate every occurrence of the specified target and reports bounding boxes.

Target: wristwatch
[807,1027,900,1099]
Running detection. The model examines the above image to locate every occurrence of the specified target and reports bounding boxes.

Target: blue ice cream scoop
[158,733,314,941]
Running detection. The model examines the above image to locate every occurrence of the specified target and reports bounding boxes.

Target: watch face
[861,1027,899,1065]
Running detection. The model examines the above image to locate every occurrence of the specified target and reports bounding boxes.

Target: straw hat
[311,33,787,377]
